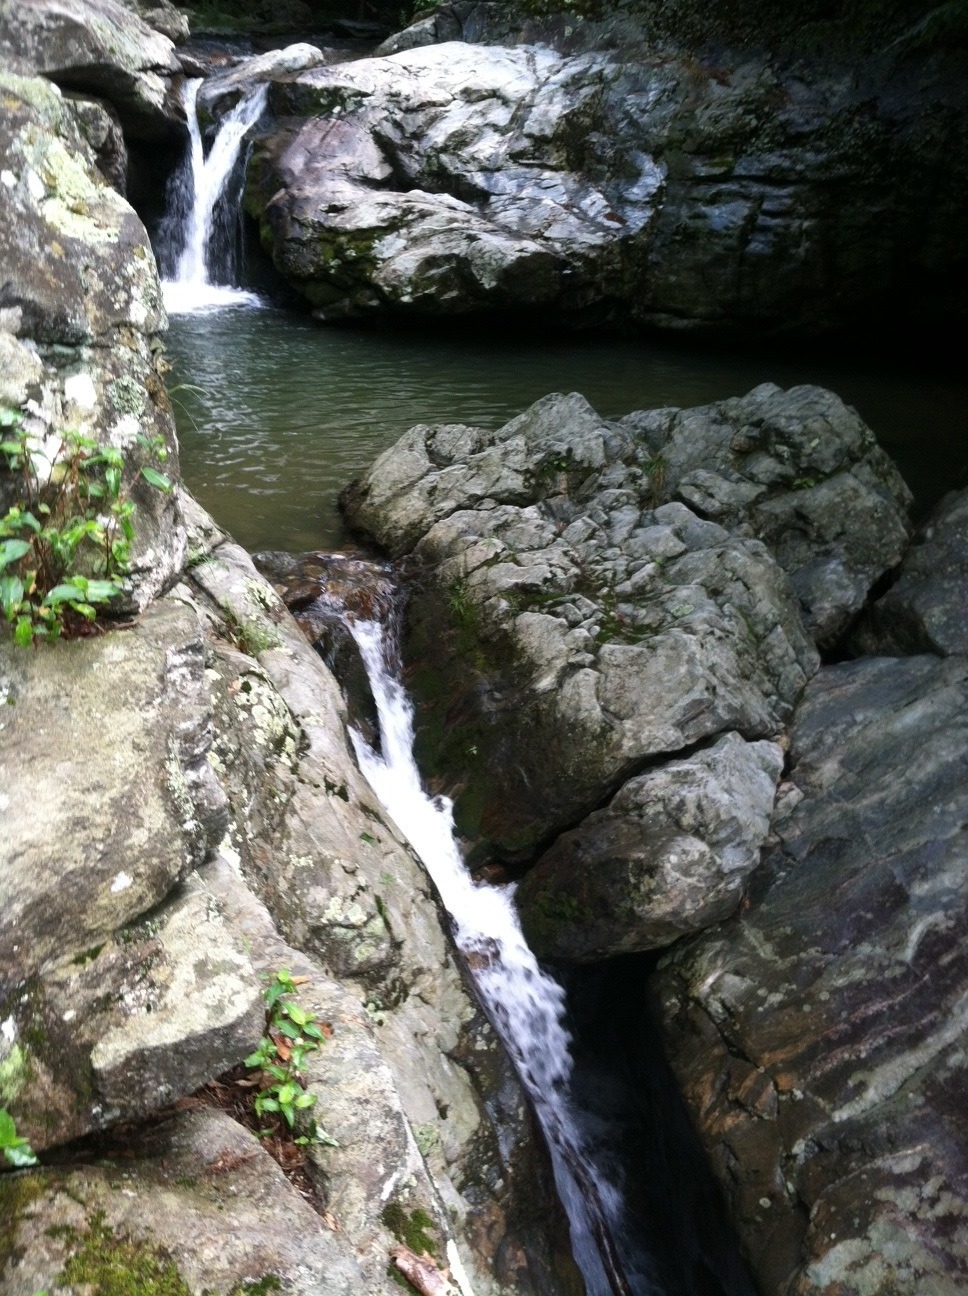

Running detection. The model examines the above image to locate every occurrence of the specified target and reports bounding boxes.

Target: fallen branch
[389,1244,461,1296]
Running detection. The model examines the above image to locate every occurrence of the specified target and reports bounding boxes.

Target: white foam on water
[161,79,268,315]
[347,615,626,1296]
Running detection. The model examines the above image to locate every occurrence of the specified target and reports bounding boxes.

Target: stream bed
[167,302,966,554]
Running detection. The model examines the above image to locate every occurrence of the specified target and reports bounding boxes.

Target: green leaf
[281,1104,295,1128]
[285,1003,309,1028]
[302,1023,324,1041]
[0,1109,16,1144]
[83,579,121,603]
[141,466,173,492]
[359,831,377,845]
[276,1020,302,1041]
[0,575,24,620]
[294,1092,316,1109]
[14,616,33,647]
[105,466,121,498]
[0,539,30,570]
[43,583,87,606]
[276,1083,298,1106]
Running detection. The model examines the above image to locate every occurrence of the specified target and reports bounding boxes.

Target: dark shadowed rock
[654,653,968,1295]
[852,485,968,658]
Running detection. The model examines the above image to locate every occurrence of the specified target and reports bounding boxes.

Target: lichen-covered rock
[0,73,186,610]
[1,1107,366,1295]
[653,653,968,1295]
[244,32,967,332]
[517,732,783,961]
[343,385,911,853]
[852,485,968,658]
[618,383,912,644]
[0,0,181,139]
[177,493,579,1295]
[0,596,264,1149]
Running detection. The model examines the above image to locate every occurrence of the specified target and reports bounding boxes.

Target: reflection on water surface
[168,304,966,553]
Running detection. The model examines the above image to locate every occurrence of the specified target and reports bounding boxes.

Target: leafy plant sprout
[0,1107,37,1168]
[244,969,337,1147]
[0,407,172,646]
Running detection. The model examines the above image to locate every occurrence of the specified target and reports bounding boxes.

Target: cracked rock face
[343,385,908,857]
[243,33,967,331]
[516,732,784,961]
[654,653,968,1296]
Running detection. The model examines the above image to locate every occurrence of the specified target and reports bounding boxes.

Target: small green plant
[0,1107,37,1168]
[0,408,172,646]
[244,970,337,1146]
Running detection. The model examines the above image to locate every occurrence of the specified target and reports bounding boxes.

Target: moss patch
[55,1213,193,1296]
[381,1202,438,1258]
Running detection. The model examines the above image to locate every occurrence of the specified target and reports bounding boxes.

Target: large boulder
[852,484,968,658]
[244,33,967,332]
[0,0,181,139]
[342,385,911,856]
[654,653,968,1295]
[0,596,262,1149]
[517,732,784,962]
[0,73,185,609]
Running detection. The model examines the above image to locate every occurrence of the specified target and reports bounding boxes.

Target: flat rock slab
[654,653,968,1295]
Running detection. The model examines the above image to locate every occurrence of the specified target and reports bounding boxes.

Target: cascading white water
[162,79,268,314]
[347,615,639,1296]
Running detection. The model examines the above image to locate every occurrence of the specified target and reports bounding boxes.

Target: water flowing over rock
[654,653,968,1295]
[243,30,967,332]
[0,0,182,139]
[341,385,911,856]
[852,484,968,658]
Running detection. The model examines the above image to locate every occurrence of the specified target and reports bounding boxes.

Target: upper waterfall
[161,79,268,314]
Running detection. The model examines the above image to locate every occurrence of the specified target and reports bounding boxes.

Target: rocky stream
[1,2,967,1295]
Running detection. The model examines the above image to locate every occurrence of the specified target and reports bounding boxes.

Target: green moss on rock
[381,1202,438,1257]
[55,1213,193,1296]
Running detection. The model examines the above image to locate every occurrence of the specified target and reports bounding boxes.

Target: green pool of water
[167,304,967,554]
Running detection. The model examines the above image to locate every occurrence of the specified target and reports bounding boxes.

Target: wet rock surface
[654,653,968,1295]
[243,30,967,332]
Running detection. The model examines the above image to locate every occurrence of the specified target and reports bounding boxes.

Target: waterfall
[346,612,649,1296]
[161,79,268,315]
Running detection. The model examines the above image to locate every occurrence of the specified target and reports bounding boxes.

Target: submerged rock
[244,32,967,332]
[654,653,968,1294]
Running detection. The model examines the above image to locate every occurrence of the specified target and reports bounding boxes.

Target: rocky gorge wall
[0,8,578,1293]
[340,380,968,1294]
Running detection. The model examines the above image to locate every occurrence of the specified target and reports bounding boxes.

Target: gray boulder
[619,383,912,644]
[517,733,784,961]
[343,385,911,854]
[198,42,328,117]
[853,485,968,658]
[0,73,186,610]
[0,596,262,1149]
[244,34,967,332]
[654,653,968,1295]
[0,0,181,139]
